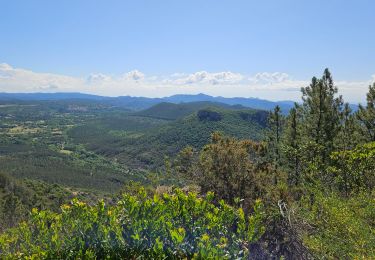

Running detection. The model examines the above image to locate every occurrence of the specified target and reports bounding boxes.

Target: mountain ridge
[0,92,295,112]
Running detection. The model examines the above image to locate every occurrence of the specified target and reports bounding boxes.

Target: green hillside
[0,143,139,192]
[0,102,152,193]
[0,100,268,190]
[69,106,268,168]
[134,101,246,120]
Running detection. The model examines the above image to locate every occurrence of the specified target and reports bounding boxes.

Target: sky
[0,0,374,102]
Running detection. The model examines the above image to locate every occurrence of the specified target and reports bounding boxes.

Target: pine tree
[356,82,375,142]
[266,105,283,169]
[300,68,343,169]
[335,103,359,151]
[282,104,301,185]
[0,193,24,229]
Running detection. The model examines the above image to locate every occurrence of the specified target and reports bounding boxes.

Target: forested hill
[0,98,268,192]
[68,105,268,169]
[134,101,247,120]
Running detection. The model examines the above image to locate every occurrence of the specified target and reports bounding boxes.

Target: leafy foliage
[0,172,73,232]
[329,141,375,196]
[175,133,277,208]
[299,190,375,259]
[0,189,265,259]
[357,82,375,141]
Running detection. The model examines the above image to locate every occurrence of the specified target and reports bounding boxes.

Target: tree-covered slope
[134,101,247,120]
[0,102,149,192]
[104,107,267,168]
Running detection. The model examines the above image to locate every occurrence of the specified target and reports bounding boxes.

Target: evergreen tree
[335,103,359,151]
[282,104,302,185]
[174,146,195,176]
[267,105,283,169]
[329,141,375,196]
[357,82,375,142]
[300,68,343,169]
[175,133,275,209]
[0,193,24,230]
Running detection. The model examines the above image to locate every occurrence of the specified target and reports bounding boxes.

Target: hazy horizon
[1,63,374,103]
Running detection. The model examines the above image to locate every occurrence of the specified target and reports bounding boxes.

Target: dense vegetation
[0,190,265,259]
[262,69,375,258]
[68,105,267,168]
[0,102,145,192]
[135,101,247,120]
[0,69,374,258]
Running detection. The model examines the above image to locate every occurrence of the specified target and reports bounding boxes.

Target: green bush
[0,189,265,259]
[329,142,375,195]
[299,190,375,259]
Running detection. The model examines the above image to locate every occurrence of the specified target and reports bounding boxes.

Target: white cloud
[0,63,13,71]
[0,62,373,103]
[249,72,290,84]
[122,70,145,81]
[168,71,244,85]
[86,73,112,84]
[170,72,187,78]
[38,84,59,91]
[0,63,83,92]
[0,63,14,79]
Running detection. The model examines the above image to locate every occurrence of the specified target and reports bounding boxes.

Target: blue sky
[0,0,374,102]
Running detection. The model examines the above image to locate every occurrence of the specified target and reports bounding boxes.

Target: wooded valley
[0,69,374,259]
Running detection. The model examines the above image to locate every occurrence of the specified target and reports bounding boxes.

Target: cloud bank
[165,71,244,85]
[0,63,373,103]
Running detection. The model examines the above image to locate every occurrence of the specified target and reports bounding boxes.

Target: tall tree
[175,133,274,209]
[335,103,360,151]
[300,68,343,169]
[266,105,283,169]
[357,82,375,142]
[282,104,301,185]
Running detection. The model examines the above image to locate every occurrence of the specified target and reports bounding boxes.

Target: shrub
[328,142,375,195]
[299,190,375,259]
[0,189,265,259]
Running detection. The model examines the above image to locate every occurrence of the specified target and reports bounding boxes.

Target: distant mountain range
[0,92,297,112]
